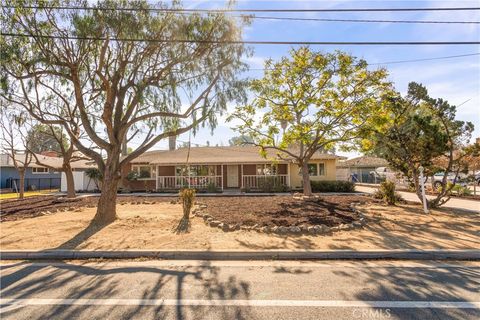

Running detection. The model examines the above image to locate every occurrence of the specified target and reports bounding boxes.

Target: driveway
[356,185,480,213]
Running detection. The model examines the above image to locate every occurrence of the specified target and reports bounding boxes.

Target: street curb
[1,249,479,261]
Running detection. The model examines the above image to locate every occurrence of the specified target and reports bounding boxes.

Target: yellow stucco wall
[288,159,337,188]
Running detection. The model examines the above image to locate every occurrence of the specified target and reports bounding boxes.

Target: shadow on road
[0,260,251,320]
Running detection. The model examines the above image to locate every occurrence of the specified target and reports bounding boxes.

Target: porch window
[175,165,217,176]
[132,165,154,179]
[256,164,277,175]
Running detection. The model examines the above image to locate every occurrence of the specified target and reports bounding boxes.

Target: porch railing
[242,175,288,189]
[157,176,222,190]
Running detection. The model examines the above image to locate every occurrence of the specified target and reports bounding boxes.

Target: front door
[226,165,239,188]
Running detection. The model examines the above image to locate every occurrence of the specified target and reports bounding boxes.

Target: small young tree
[229,47,391,195]
[0,108,33,199]
[365,82,474,208]
[2,1,250,224]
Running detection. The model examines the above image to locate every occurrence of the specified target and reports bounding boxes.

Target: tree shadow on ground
[54,220,110,249]
[332,262,480,319]
[0,260,252,320]
[327,204,480,250]
[173,217,191,234]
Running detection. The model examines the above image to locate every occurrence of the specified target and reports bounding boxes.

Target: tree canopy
[229,47,392,194]
[364,82,475,208]
[1,0,251,223]
[26,124,68,154]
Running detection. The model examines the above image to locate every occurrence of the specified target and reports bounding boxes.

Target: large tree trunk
[18,169,25,199]
[93,165,120,225]
[301,161,312,196]
[63,163,76,198]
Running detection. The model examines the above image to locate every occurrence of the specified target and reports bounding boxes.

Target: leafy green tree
[229,47,391,195]
[364,82,474,208]
[228,135,254,146]
[2,0,250,224]
[26,124,67,154]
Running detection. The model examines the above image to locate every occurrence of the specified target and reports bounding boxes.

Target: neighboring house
[121,146,343,191]
[0,153,62,191]
[336,156,389,183]
[59,160,98,192]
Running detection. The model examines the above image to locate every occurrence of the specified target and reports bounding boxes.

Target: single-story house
[336,156,389,183]
[0,153,62,191]
[0,152,95,192]
[121,146,343,191]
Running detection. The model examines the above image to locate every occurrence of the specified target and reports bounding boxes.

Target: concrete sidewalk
[2,249,479,261]
[356,185,480,213]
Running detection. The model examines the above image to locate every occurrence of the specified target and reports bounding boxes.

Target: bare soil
[0,195,175,222]
[1,195,478,251]
[200,195,376,227]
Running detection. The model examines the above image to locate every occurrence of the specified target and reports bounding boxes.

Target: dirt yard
[200,195,374,227]
[1,195,478,251]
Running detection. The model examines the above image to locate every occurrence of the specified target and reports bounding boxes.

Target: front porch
[155,163,290,191]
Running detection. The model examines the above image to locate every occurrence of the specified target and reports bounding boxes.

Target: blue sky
[139,0,480,159]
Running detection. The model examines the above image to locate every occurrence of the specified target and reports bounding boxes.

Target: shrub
[179,188,196,219]
[310,180,355,193]
[206,182,219,193]
[126,171,139,181]
[450,184,472,197]
[373,180,403,205]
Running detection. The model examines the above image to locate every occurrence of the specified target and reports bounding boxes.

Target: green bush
[310,180,355,193]
[373,180,403,205]
[450,184,472,197]
[206,182,219,193]
[258,176,287,193]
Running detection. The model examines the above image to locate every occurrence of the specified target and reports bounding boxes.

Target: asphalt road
[356,185,480,213]
[1,260,479,320]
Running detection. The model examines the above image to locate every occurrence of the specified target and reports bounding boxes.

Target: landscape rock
[271,226,279,233]
[210,220,220,227]
[307,226,315,234]
[289,226,301,234]
[277,226,288,234]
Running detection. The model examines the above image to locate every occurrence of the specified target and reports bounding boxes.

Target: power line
[246,53,480,70]
[3,5,479,24]
[247,15,480,25]
[4,5,480,12]
[2,33,479,45]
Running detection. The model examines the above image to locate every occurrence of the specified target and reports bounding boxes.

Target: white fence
[157,176,222,189]
[242,175,288,189]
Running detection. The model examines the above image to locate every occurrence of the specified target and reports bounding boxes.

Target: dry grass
[0,200,478,251]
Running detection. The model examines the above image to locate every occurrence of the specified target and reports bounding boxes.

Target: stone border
[193,203,367,236]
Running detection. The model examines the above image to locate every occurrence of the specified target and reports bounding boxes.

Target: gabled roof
[0,153,95,169]
[337,156,388,168]
[131,146,342,165]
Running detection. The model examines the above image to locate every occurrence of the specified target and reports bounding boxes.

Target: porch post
[287,162,291,187]
[155,165,159,190]
[241,164,244,189]
[221,164,224,191]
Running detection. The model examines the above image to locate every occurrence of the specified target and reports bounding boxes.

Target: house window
[298,163,320,176]
[318,163,326,176]
[175,165,217,176]
[256,164,277,175]
[32,167,48,174]
[132,165,154,179]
